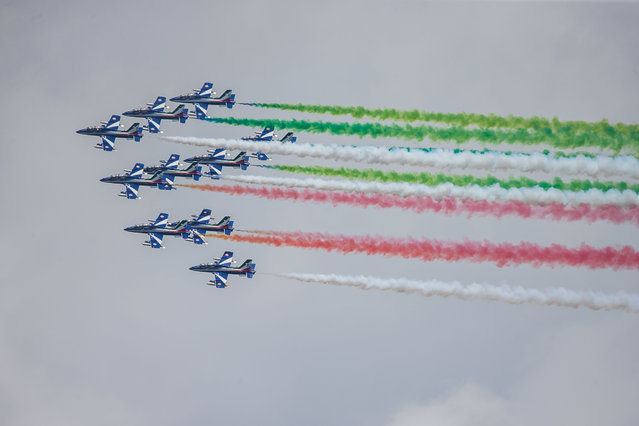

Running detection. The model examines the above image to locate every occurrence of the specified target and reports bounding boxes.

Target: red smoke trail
[179,184,639,226]
[207,231,639,270]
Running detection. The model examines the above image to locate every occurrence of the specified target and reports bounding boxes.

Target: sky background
[1,1,639,425]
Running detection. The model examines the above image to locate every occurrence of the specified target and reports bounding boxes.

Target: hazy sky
[1,1,638,425]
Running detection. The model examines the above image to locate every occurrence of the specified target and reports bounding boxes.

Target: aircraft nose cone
[189,265,197,271]
[124,226,133,232]
[169,96,179,102]
[76,129,85,134]
[122,110,133,117]
[99,177,108,182]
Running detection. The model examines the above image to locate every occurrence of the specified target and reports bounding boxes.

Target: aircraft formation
[77,82,292,287]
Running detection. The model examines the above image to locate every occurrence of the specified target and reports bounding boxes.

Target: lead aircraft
[170,82,236,119]
[122,96,189,133]
[76,115,143,151]
[189,251,255,288]
[124,213,190,248]
[100,163,173,199]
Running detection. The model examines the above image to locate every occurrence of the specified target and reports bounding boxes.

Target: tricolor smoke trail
[276,273,639,313]
[207,231,639,270]
[178,183,639,226]
[245,102,639,138]
[271,165,639,194]
[222,175,639,207]
[205,117,636,153]
[162,136,639,180]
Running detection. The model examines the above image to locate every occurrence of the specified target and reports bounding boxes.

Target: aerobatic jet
[124,213,190,248]
[100,163,173,199]
[185,209,234,244]
[144,154,202,181]
[189,251,256,288]
[241,127,297,143]
[122,96,189,133]
[184,148,260,178]
[170,82,236,119]
[76,114,143,151]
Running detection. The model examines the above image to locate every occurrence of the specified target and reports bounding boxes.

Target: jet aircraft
[241,126,297,143]
[170,82,236,119]
[122,96,189,133]
[184,149,257,178]
[124,213,190,248]
[76,115,143,151]
[144,154,202,181]
[100,163,173,199]
[185,209,234,244]
[189,251,255,288]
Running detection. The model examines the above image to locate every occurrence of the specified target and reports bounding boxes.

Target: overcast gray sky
[1,1,639,425]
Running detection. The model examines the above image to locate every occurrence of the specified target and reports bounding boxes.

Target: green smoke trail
[269,165,639,194]
[249,102,639,138]
[207,117,637,153]
[387,146,602,159]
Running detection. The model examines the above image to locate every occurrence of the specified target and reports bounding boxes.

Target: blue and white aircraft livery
[122,96,189,133]
[100,163,173,199]
[184,149,254,178]
[124,213,190,248]
[144,154,203,181]
[170,82,236,119]
[76,115,143,151]
[241,126,297,143]
[185,209,234,245]
[189,251,256,288]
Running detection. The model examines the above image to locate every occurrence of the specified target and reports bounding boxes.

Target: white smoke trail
[162,136,639,180]
[278,273,639,313]
[221,175,639,207]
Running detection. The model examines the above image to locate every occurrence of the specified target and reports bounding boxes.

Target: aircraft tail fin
[207,164,222,178]
[192,165,202,181]
[172,104,189,123]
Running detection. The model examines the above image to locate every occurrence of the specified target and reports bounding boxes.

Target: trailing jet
[184,148,252,178]
[242,126,275,141]
[241,127,297,143]
[124,213,190,248]
[185,209,234,244]
[144,154,203,181]
[170,82,236,119]
[100,163,173,199]
[189,251,255,288]
[122,96,189,133]
[76,115,143,151]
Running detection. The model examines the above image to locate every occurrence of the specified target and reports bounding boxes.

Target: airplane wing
[147,117,161,133]
[214,272,229,288]
[149,233,164,248]
[207,164,222,178]
[158,174,175,190]
[101,135,115,151]
[124,184,140,199]
[218,251,233,266]
[191,230,206,245]
[194,103,209,119]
